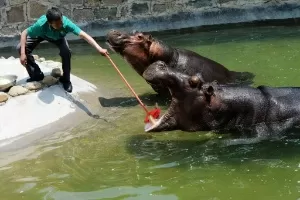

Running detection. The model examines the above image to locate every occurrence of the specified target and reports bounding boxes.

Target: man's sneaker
[26,72,44,82]
[63,81,73,93]
[59,77,73,93]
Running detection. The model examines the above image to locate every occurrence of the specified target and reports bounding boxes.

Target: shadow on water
[98,93,171,108]
[125,133,300,168]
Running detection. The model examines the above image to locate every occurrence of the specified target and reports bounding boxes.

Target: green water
[1,25,300,199]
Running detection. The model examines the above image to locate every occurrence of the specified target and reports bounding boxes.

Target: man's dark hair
[46,7,62,22]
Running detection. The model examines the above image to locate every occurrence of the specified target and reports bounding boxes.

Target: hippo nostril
[157,64,167,70]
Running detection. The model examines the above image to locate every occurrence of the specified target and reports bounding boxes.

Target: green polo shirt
[27,15,82,40]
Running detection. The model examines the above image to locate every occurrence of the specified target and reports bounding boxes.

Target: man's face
[49,19,63,30]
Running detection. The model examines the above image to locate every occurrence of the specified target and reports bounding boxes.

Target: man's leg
[16,37,45,82]
[51,37,72,93]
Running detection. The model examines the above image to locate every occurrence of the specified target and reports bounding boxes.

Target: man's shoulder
[34,15,48,26]
[27,15,47,36]
[62,15,81,35]
[62,16,79,28]
[62,15,73,23]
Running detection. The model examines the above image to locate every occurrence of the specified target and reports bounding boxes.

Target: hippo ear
[148,34,153,41]
[146,34,153,45]
[205,86,214,96]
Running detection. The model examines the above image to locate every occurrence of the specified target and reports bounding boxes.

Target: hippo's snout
[106,30,127,42]
[142,61,168,83]
[106,30,119,39]
[142,68,156,83]
[107,29,121,36]
[106,30,131,52]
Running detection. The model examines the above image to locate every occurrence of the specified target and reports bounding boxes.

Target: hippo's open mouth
[106,38,124,53]
[105,41,117,53]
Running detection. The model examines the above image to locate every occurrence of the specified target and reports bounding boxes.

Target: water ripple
[149,162,180,169]
[41,186,178,200]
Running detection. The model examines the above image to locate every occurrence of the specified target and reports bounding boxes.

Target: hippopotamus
[106,30,254,96]
[143,61,300,136]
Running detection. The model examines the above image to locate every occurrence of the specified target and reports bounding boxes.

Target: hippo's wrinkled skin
[106,30,254,96]
[143,61,300,136]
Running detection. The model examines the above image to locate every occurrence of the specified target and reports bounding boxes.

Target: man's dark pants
[16,36,71,83]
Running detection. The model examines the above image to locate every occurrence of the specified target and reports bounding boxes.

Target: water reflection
[44,186,178,200]
[16,183,37,194]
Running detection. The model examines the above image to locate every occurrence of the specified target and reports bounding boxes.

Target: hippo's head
[106,30,163,75]
[143,61,205,97]
[143,62,219,132]
[106,29,153,53]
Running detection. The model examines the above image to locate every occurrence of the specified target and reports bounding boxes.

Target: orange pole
[105,54,156,124]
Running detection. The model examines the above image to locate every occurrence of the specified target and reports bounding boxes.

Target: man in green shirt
[17,7,108,93]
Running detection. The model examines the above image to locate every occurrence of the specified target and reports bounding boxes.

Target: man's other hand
[20,54,27,66]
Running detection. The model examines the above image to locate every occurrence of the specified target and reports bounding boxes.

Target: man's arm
[79,31,108,56]
[19,29,28,65]
[64,17,108,56]
[20,29,28,55]
[19,18,43,65]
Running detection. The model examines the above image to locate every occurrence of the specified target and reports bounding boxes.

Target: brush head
[144,108,161,123]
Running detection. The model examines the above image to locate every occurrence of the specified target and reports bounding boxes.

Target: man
[17,7,109,93]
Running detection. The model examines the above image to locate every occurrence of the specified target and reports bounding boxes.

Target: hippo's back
[174,48,252,84]
[258,86,300,104]
[258,86,300,120]
[175,49,230,80]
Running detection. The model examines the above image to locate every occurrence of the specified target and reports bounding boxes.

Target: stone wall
[0,0,300,48]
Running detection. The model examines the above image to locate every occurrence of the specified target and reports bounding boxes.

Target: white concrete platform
[0,57,97,142]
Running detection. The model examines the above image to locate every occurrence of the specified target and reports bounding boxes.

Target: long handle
[105,54,149,114]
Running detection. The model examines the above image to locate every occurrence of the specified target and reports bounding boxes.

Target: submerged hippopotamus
[143,61,300,136]
[106,30,254,95]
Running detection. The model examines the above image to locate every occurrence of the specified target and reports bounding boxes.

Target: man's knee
[60,47,71,58]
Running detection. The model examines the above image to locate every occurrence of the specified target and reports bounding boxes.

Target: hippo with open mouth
[106,30,255,96]
[143,61,300,136]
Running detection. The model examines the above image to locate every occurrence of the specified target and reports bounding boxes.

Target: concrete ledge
[1,2,300,49]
